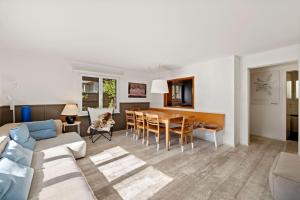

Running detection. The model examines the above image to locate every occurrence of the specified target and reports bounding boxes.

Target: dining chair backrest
[125,110,135,124]
[171,116,193,134]
[135,111,144,122]
[146,113,159,131]
[182,117,194,133]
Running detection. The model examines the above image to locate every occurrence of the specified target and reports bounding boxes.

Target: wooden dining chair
[146,113,164,151]
[170,116,194,152]
[135,111,146,143]
[125,110,136,137]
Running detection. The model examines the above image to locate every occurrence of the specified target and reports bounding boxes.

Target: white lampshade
[151,79,169,93]
[61,104,78,116]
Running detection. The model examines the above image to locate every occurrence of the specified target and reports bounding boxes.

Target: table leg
[165,120,170,151]
[78,124,80,135]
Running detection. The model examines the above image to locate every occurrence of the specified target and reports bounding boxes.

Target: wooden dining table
[139,109,193,151]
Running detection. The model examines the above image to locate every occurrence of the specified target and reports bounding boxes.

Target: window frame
[78,72,120,116]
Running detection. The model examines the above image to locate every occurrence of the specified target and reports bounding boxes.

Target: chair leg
[191,135,194,150]
[181,134,184,152]
[126,124,128,136]
[156,133,160,151]
[142,129,145,144]
[146,130,149,146]
[214,132,218,148]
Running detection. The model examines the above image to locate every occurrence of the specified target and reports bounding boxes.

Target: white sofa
[269,152,300,200]
[0,120,96,200]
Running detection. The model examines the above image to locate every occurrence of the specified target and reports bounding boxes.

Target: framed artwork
[251,70,280,104]
[128,82,147,98]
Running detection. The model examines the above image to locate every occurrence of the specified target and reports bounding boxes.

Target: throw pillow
[10,124,36,150]
[25,119,57,140]
[0,157,34,200]
[1,140,33,167]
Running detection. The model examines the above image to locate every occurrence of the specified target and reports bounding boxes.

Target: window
[164,76,194,108]
[80,74,118,114]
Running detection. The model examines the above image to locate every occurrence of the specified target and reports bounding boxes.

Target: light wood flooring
[76,130,294,200]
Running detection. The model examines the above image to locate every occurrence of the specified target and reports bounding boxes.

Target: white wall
[250,63,298,141]
[150,56,239,147]
[0,50,152,109]
[240,44,300,147]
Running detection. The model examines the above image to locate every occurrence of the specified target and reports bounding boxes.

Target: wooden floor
[76,130,293,200]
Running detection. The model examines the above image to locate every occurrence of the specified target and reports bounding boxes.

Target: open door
[286,71,299,141]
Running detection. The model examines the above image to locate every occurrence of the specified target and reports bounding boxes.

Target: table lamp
[61,104,78,124]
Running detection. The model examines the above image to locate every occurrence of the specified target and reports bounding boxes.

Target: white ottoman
[269,152,300,200]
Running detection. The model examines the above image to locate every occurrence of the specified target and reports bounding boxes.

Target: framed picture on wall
[128,82,147,98]
[251,70,280,104]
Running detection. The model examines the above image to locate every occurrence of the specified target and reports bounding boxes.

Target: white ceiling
[0,0,299,70]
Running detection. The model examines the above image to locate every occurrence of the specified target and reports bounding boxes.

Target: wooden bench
[149,108,225,148]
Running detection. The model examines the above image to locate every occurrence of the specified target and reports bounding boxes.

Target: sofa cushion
[0,136,10,154]
[0,157,34,200]
[25,120,57,140]
[273,152,300,183]
[29,149,95,200]
[31,146,74,169]
[1,140,33,167]
[35,132,86,159]
[269,152,300,200]
[10,124,36,150]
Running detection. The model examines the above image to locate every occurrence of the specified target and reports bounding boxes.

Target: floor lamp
[7,95,15,123]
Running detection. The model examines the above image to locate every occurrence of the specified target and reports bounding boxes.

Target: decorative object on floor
[62,121,81,135]
[89,146,128,165]
[87,107,114,142]
[21,105,31,122]
[128,82,147,98]
[113,166,173,200]
[150,79,169,93]
[61,104,78,124]
[251,70,280,104]
[98,155,146,182]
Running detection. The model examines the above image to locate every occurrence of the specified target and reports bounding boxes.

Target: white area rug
[98,155,146,182]
[113,166,173,200]
[89,146,128,165]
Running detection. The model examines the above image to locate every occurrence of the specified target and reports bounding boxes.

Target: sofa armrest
[53,120,63,134]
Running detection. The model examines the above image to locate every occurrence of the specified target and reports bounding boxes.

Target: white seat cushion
[29,148,95,200]
[35,132,86,159]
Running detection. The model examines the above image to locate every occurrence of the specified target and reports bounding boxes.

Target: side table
[62,121,81,135]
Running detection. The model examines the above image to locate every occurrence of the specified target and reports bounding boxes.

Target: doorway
[286,71,299,141]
